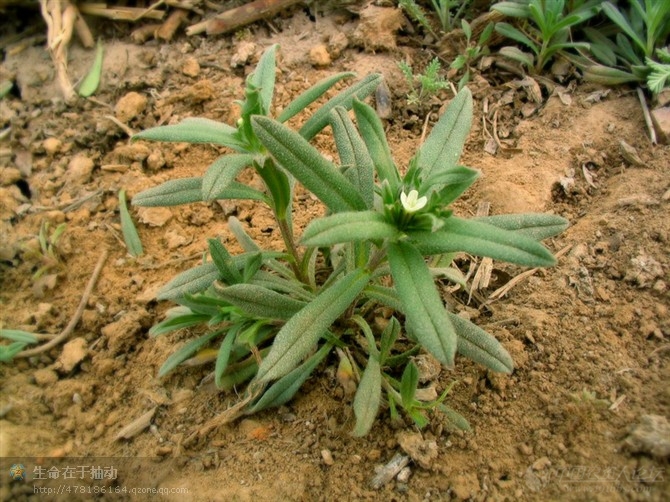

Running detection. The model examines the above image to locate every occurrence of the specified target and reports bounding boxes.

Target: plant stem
[277,216,307,284]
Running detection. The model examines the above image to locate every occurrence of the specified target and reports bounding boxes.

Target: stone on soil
[115,91,148,123]
[55,337,88,373]
[624,415,670,458]
[66,154,95,184]
[397,432,438,469]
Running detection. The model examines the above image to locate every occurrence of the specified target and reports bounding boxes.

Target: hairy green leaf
[158,330,222,377]
[419,88,473,181]
[134,118,247,152]
[409,216,557,267]
[250,43,277,114]
[119,189,143,257]
[278,72,355,123]
[157,262,220,301]
[388,241,456,368]
[352,99,400,192]
[491,1,530,18]
[473,213,569,240]
[299,73,383,141]
[252,116,366,213]
[400,361,419,409]
[208,239,242,284]
[132,177,265,207]
[425,165,481,204]
[449,312,514,373]
[301,211,398,247]
[149,310,211,337]
[255,268,370,382]
[202,154,255,201]
[213,283,306,320]
[352,354,381,436]
[248,342,332,413]
[215,329,238,389]
[330,107,374,209]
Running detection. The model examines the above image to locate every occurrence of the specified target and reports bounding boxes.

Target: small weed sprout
[22,221,67,280]
[398,57,450,106]
[131,45,568,434]
[450,20,494,90]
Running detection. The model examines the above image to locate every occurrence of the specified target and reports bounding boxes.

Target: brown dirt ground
[1,4,669,502]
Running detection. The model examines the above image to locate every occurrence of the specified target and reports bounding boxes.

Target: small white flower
[400,189,428,213]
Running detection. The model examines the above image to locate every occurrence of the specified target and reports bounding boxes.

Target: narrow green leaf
[158,330,222,377]
[409,216,557,267]
[0,343,28,363]
[437,404,472,432]
[499,46,536,67]
[78,39,104,97]
[379,317,400,364]
[248,342,332,413]
[601,2,646,56]
[301,211,398,247]
[250,44,277,115]
[495,23,539,54]
[119,189,143,257]
[388,241,457,368]
[132,177,266,207]
[213,283,306,320]
[363,284,404,312]
[473,213,569,241]
[157,263,220,300]
[330,107,374,209]
[419,88,473,181]
[491,2,531,18]
[252,116,366,213]
[256,268,370,382]
[352,99,400,192]
[352,354,381,436]
[581,64,640,85]
[149,311,211,337]
[425,166,481,205]
[448,312,514,373]
[215,329,238,389]
[227,216,260,252]
[0,329,38,344]
[133,118,247,152]
[208,239,242,284]
[202,154,254,201]
[299,73,383,141]
[278,72,355,123]
[400,361,419,408]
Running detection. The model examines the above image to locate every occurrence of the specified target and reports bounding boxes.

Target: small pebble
[321,449,334,466]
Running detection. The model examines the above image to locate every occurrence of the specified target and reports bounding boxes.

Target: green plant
[0,329,38,362]
[22,221,67,280]
[132,45,568,435]
[399,0,438,38]
[398,57,451,106]
[492,0,599,72]
[451,20,495,90]
[399,0,471,35]
[572,1,670,95]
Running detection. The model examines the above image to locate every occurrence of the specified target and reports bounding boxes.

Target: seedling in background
[119,189,143,257]
[491,0,599,72]
[78,39,104,98]
[571,1,670,95]
[0,329,38,363]
[131,44,568,435]
[21,221,67,280]
[398,57,450,107]
[450,20,494,90]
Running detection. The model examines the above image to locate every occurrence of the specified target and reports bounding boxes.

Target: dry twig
[186,0,301,36]
[16,248,108,358]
